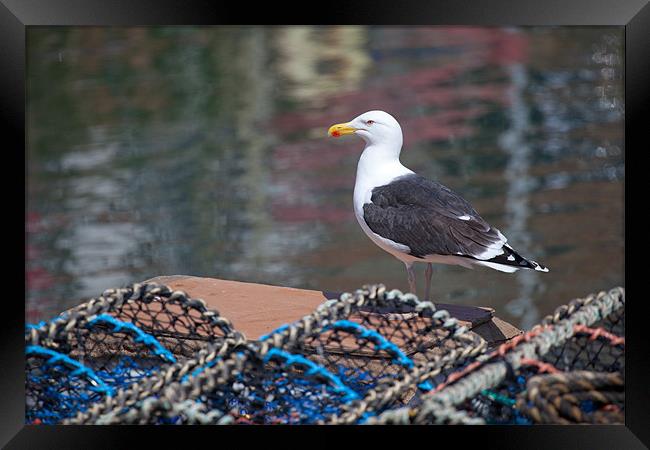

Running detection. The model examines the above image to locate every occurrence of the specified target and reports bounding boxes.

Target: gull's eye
[366,120,374,125]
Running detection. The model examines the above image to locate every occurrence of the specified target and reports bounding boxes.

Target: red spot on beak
[332,130,341,137]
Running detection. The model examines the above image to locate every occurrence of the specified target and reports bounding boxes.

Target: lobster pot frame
[26,283,244,424]
[370,287,625,425]
[254,285,488,423]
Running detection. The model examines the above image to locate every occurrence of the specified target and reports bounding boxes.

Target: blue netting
[25,283,241,424]
[201,348,362,424]
[262,319,421,398]
[25,316,175,424]
[26,346,114,424]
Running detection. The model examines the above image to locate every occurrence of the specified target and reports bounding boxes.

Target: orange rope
[573,325,625,346]
[497,326,549,357]
[432,358,485,393]
[519,357,560,374]
[431,325,552,393]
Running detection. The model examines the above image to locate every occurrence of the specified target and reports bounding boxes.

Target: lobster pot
[542,300,624,374]
[461,337,624,425]
[379,287,624,425]
[513,295,624,425]
[257,285,487,423]
[25,283,242,424]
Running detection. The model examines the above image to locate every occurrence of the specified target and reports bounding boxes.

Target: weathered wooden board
[144,276,521,345]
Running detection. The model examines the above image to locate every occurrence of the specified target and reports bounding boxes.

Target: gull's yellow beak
[328,122,357,138]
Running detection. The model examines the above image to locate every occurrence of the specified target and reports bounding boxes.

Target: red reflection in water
[26,266,55,291]
[26,210,57,321]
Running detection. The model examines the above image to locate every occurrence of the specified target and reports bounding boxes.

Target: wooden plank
[432,303,493,328]
[471,316,523,348]
[143,276,520,347]
[144,276,333,340]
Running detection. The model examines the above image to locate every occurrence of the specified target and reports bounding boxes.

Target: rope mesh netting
[369,286,625,425]
[25,284,244,424]
[25,282,624,425]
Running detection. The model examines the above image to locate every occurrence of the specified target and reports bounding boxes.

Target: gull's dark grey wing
[362,174,506,260]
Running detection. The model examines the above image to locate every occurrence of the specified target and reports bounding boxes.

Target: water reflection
[501,58,540,330]
[273,27,371,105]
[27,26,624,328]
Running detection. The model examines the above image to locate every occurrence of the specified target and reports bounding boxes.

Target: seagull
[328,110,548,302]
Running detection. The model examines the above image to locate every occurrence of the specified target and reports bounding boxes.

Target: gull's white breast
[353,155,416,263]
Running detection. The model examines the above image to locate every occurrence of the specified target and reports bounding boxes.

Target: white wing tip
[472,260,520,273]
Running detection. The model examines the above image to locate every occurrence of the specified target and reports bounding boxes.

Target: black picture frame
[3,0,645,447]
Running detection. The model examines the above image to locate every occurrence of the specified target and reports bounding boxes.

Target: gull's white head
[328,110,403,149]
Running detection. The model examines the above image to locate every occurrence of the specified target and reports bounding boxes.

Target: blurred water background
[27,26,624,329]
